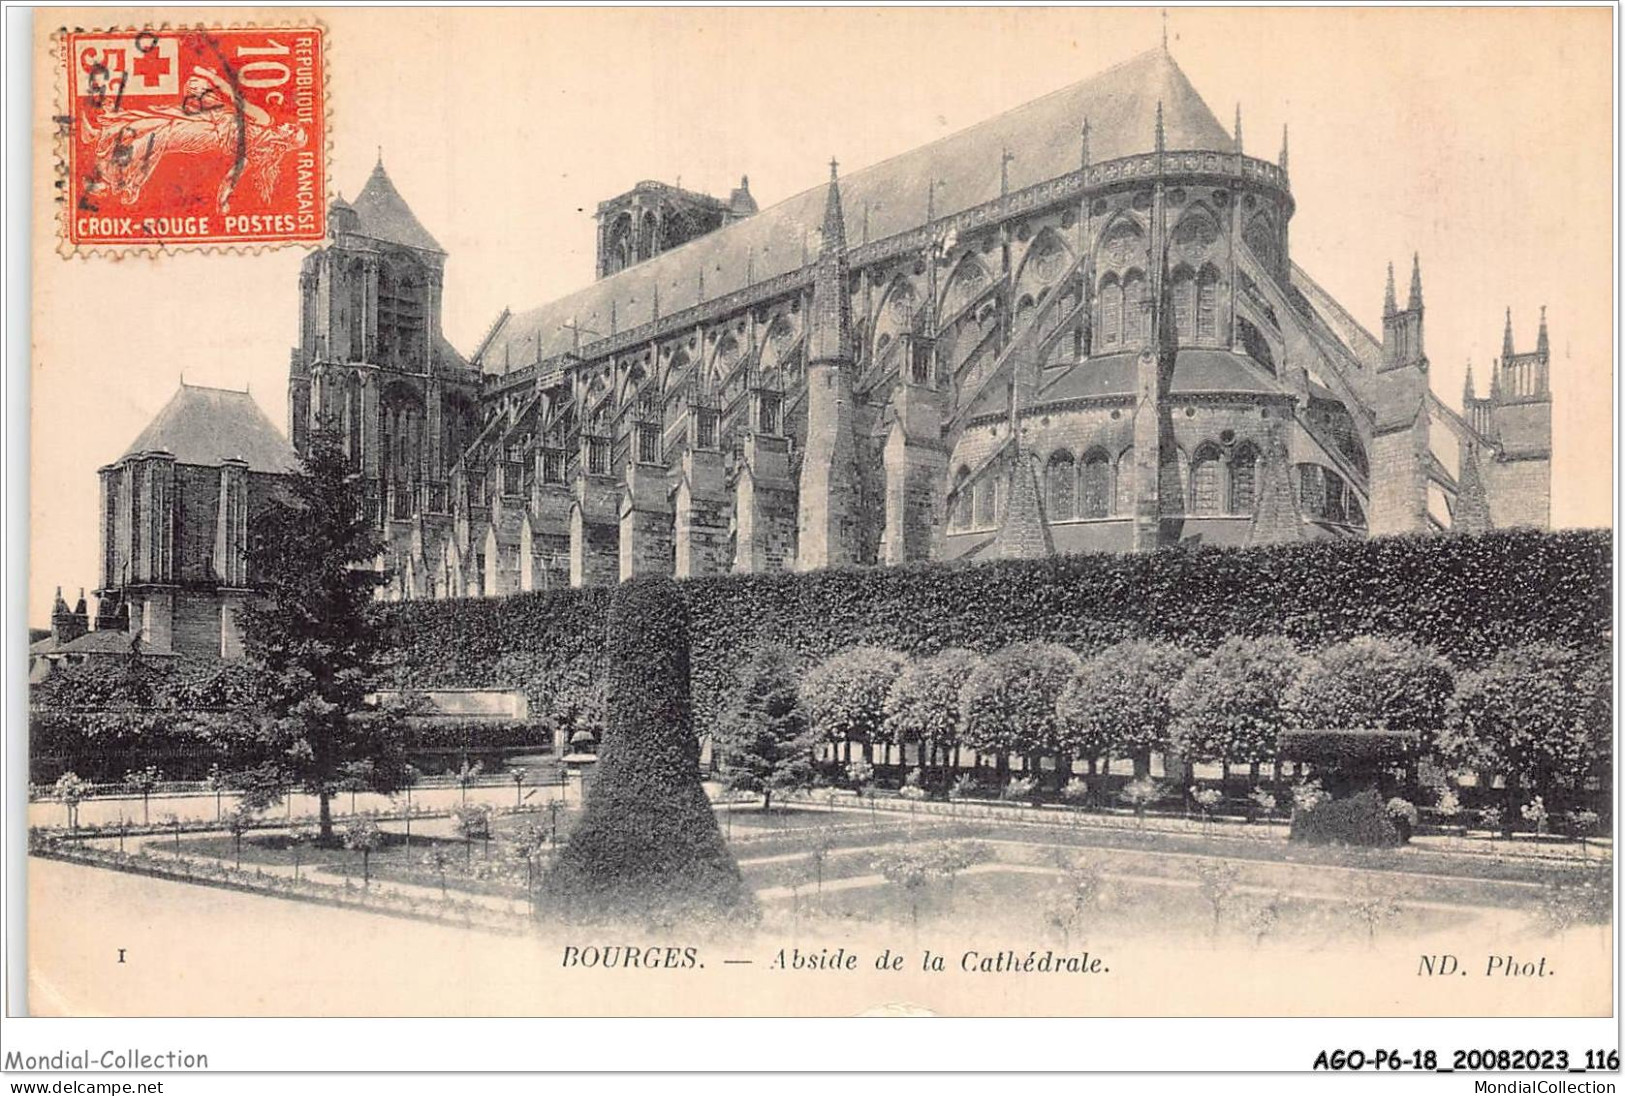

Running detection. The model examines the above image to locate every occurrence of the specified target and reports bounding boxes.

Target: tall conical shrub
[541,576,755,927]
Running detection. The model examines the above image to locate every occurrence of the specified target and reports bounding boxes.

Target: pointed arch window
[1229,443,1259,514]
[1080,449,1112,519]
[1046,450,1076,522]
[1099,276,1123,348]
[1196,267,1221,342]
[975,474,997,528]
[1122,270,1148,346]
[1115,447,1136,516]
[1171,267,1196,342]
[1191,444,1223,514]
[1324,472,1347,523]
[347,261,367,361]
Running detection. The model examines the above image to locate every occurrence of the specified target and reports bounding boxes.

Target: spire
[1161,8,1170,51]
[1502,307,1515,361]
[993,440,1053,561]
[1452,445,1494,536]
[808,158,852,363]
[74,588,88,616]
[1382,262,1397,317]
[1536,305,1549,358]
[52,586,69,617]
[1463,359,1476,402]
[1155,100,1166,156]
[1408,252,1423,310]
[1080,117,1092,169]
[1279,124,1289,174]
[1247,432,1307,546]
[1233,103,1243,153]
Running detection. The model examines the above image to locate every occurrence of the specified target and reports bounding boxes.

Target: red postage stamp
[62,25,326,250]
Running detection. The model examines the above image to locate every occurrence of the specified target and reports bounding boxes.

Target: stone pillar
[1131,351,1163,553]
[796,359,858,569]
[569,438,620,587]
[425,377,444,479]
[675,442,730,578]
[880,370,948,564]
[138,589,174,653]
[213,458,249,587]
[219,592,247,659]
[735,433,798,573]
[619,461,674,581]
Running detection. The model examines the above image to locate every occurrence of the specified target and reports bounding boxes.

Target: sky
[28,6,1615,626]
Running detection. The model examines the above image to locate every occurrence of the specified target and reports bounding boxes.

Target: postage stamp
[59,25,325,251]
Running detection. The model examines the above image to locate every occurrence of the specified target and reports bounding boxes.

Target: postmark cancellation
[55,23,327,253]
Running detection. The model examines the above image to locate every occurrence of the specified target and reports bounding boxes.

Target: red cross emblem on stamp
[63,26,326,250]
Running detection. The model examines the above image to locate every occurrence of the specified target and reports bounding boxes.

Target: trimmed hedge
[540,577,754,928]
[387,529,1612,732]
[29,709,553,782]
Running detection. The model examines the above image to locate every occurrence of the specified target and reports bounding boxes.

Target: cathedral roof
[119,384,300,473]
[352,160,444,253]
[55,629,141,656]
[961,348,1284,421]
[486,48,1233,371]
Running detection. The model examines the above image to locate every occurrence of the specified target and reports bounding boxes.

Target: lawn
[124,794,1605,944]
[772,865,1474,947]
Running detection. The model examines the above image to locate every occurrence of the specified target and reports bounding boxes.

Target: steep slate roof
[120,384,300,473]
[959,349,1284,421]
[486,48,1233,371]
[56,629,140,655]
[352,161,444,253]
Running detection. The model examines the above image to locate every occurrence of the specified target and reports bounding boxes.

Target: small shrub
[1521,796,1550,836]
[1385,797,1419,837]
[1290,788,1402,847]
[1290,779,1330,815]
[1119,776,1166,825]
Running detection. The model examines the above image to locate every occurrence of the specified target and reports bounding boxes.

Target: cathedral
[92,45,1555,651]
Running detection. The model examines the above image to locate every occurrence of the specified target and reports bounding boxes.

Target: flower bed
[29,831,528,934]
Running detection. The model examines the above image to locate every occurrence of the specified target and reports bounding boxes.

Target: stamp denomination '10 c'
[63,26,325,249]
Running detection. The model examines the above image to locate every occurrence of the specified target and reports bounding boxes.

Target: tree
[1044,856,1105,948]
[53,772,87,831]
[1057,640,1193,779]
[873,846,936,933]
[1283,637,1454,786]
[343,815,383,886]
[453,802,494,866]
[1194,859,1239,940]
[234,432,412,844]
[226,805,256,870]
[1437,642,1609,819]
[958,642,1081,781]
[712,644,815,813]
[883,648,981,782]
[800,646,908,765]
[124,766,162,825]
[1169,636,1304,768]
